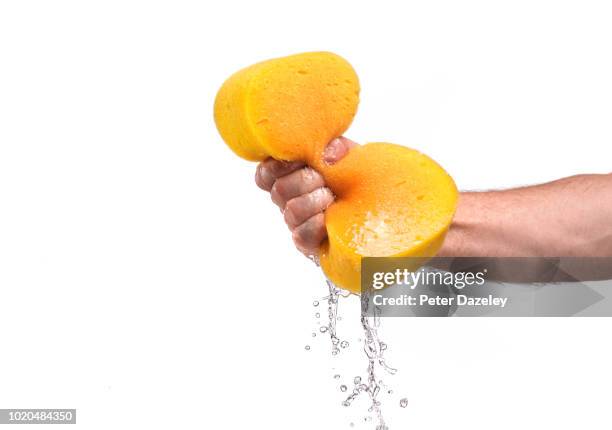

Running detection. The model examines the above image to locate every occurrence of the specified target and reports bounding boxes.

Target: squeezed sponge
[214,52,458,293]
[214,52,359,165]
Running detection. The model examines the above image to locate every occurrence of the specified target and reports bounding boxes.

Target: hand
[254,137,357,257]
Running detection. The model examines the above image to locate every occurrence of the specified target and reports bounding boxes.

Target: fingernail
[323,138,342,165]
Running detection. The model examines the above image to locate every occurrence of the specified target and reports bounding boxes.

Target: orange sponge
[214,52,458,293]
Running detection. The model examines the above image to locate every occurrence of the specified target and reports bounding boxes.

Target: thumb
[322,136,358,165]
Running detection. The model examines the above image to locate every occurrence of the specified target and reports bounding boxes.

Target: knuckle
[301,167,317,184]
[299,168,322,192]
[307,189,321,209]
[291,229,307,251]
[309,187,333,212]
[291,215,325,256]
[313,186,326,199]
[301,166,313,179]
[321,187,335,207]
[293,221,311,243]
[299,219,317,245]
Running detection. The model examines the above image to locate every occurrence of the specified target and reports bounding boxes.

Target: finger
[255,158,305,191]
[284,187,334,229]
[322,136,358,165]
[292,213,327,256]
[270,167,325,209]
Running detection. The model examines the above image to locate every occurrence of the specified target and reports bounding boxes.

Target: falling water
[307,256,404,429]
[323,279,398,429]
[355,287,397,430]
[324,279,343,356]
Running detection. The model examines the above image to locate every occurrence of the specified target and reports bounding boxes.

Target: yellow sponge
[214,52,458,293]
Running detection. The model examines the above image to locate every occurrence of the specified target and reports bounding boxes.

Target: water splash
[322,279,396,430]
[324,279,342,356]
[307,257,402,429]
[354,287,399,429]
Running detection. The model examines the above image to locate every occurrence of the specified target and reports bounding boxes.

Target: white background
[1,1,611,429]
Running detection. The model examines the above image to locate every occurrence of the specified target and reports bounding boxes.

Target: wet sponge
[214,52,458,293]
[214,52,359,163]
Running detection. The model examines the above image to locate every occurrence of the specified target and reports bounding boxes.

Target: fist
[254,137,357,257]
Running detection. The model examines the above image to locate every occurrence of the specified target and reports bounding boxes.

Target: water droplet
[340,385,347,392]
[311,332,316,337]
[340,340,349,348]
[372,386,380,398]
[334,374,340,379]
[315,313,320,318]
[388,390,393,394]
[313,300,319,307]
[400,398,408,408]
[354,376,362,385]
[319,326,328,333]
[304,345,311,351]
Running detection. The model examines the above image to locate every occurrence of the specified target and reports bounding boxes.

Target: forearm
[438,174,612,257]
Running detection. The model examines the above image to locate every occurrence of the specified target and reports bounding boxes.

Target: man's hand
[255,136,612,271]
[254,137,357,257]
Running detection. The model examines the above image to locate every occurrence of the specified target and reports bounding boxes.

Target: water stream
[314,276,400,429]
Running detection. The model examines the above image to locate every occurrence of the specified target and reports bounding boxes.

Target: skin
[254,136,357,256]
[255,137,612,277]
